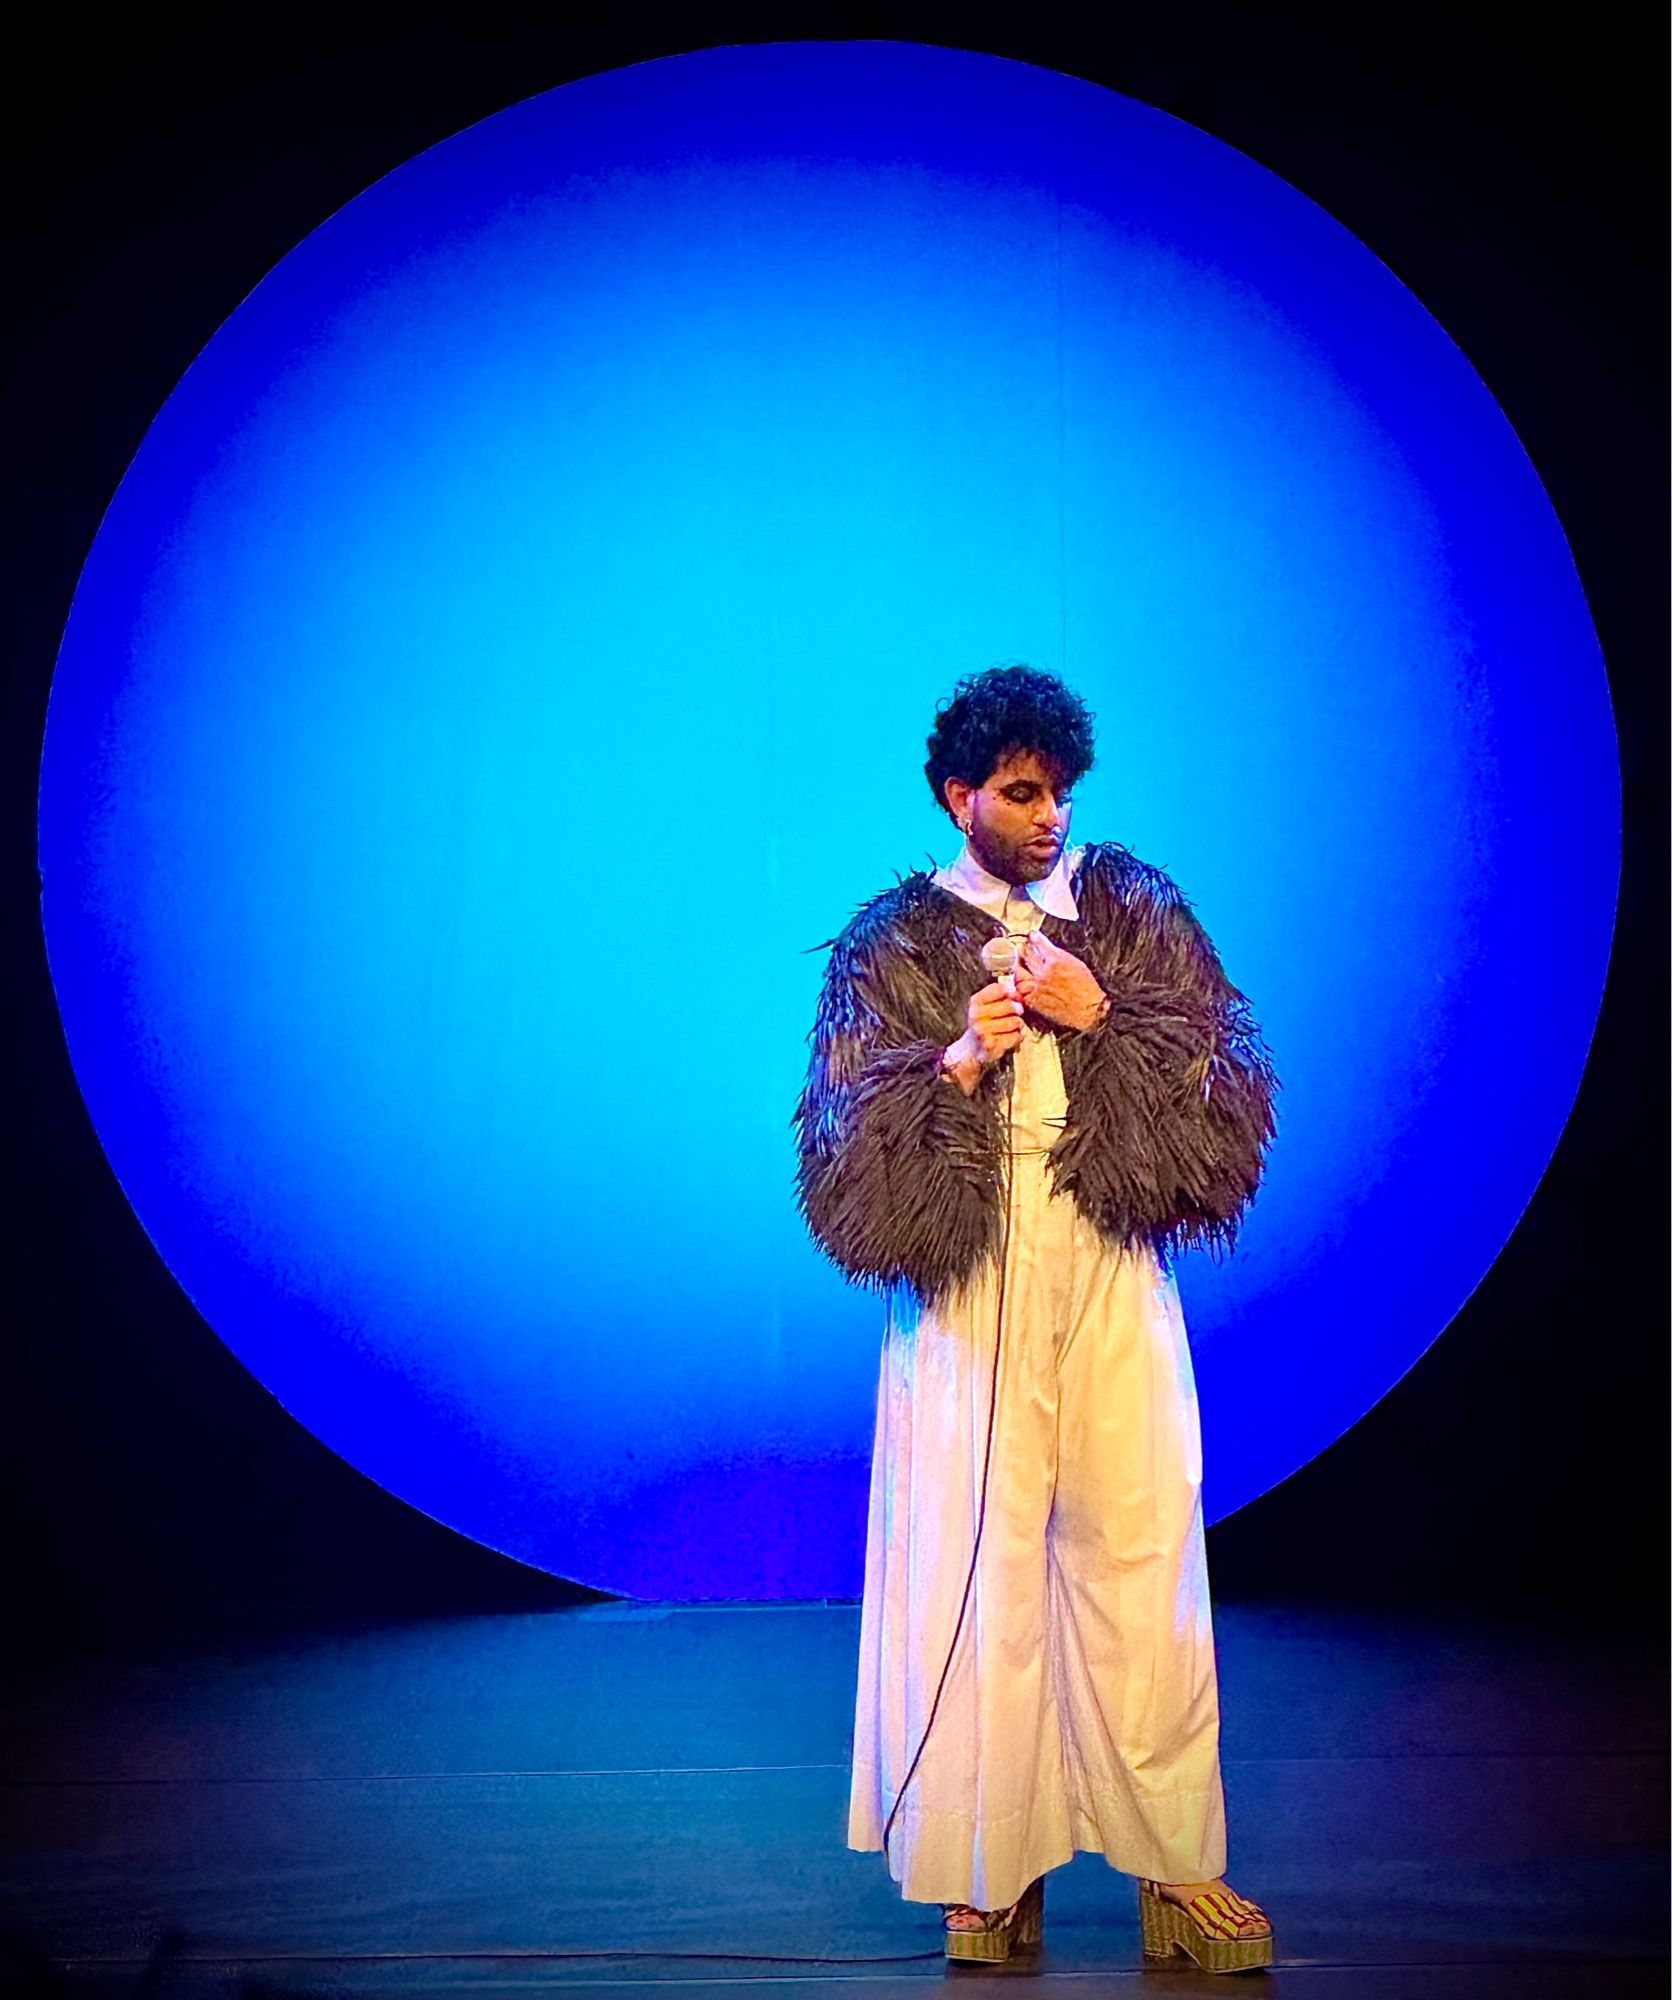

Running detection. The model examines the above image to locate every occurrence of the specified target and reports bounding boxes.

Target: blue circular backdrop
[39,43,1617,1598]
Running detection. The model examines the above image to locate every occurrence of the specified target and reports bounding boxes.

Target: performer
[794,665,1279,1973]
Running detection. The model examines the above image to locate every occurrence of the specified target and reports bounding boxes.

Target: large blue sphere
[38,44,1617,1597]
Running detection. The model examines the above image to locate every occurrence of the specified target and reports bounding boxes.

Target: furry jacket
[793,840,1277,1304]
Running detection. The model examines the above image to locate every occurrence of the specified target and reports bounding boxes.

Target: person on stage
[794,664,1279,1972]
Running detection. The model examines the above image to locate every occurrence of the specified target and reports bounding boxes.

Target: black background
[5,5,1664,1669]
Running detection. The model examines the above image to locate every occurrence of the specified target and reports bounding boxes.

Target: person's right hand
[946,979,1026,1073]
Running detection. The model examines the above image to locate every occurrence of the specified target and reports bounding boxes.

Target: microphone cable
[880,958,1022,1888]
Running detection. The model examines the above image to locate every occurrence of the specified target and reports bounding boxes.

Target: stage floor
[0,1598,1664,1996]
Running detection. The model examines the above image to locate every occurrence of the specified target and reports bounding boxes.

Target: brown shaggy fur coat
[793,841,1277,1305]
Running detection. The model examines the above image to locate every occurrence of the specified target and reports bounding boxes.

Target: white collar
[933,837,1082,922]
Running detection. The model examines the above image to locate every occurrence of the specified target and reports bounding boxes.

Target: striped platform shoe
[1137,1876,1273,1973]
[941,1876,1045,1963]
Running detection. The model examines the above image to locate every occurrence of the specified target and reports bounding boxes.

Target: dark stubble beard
[968,818,1054,887]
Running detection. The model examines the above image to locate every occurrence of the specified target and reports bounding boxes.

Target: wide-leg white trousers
[845,1078,1227,1908]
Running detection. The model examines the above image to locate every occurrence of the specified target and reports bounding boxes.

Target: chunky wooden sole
[1137,1877,1273,1974]
[942,1876,1045,1962]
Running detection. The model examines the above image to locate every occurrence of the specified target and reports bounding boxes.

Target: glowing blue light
[39,43,1617,1597]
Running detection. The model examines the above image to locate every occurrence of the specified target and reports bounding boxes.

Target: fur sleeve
[793,905,1006,1302]
[1053,851,1278,1256]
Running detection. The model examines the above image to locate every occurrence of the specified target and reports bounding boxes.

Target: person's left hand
[1013,932,1108,1031]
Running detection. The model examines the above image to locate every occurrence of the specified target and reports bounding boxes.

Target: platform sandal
[941,1876,1045,1963]
[1137,1876,1273,1974]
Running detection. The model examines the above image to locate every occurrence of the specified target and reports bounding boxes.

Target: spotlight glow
[39,44,1617,1597]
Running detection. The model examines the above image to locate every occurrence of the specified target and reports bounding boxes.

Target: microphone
[885,931,1026,1879]
[980,932,1026,996]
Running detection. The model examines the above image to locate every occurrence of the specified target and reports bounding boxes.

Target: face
[944,749,1075,885]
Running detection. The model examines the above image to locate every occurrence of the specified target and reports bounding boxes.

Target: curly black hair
[923,664,1096,819]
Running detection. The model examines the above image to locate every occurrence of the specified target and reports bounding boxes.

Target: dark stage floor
[0,1599,1664,1997]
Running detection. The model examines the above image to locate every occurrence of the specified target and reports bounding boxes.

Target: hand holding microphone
[939,935,1029,1095]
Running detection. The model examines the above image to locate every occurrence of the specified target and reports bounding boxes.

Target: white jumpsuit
[846,872,1228,1910]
